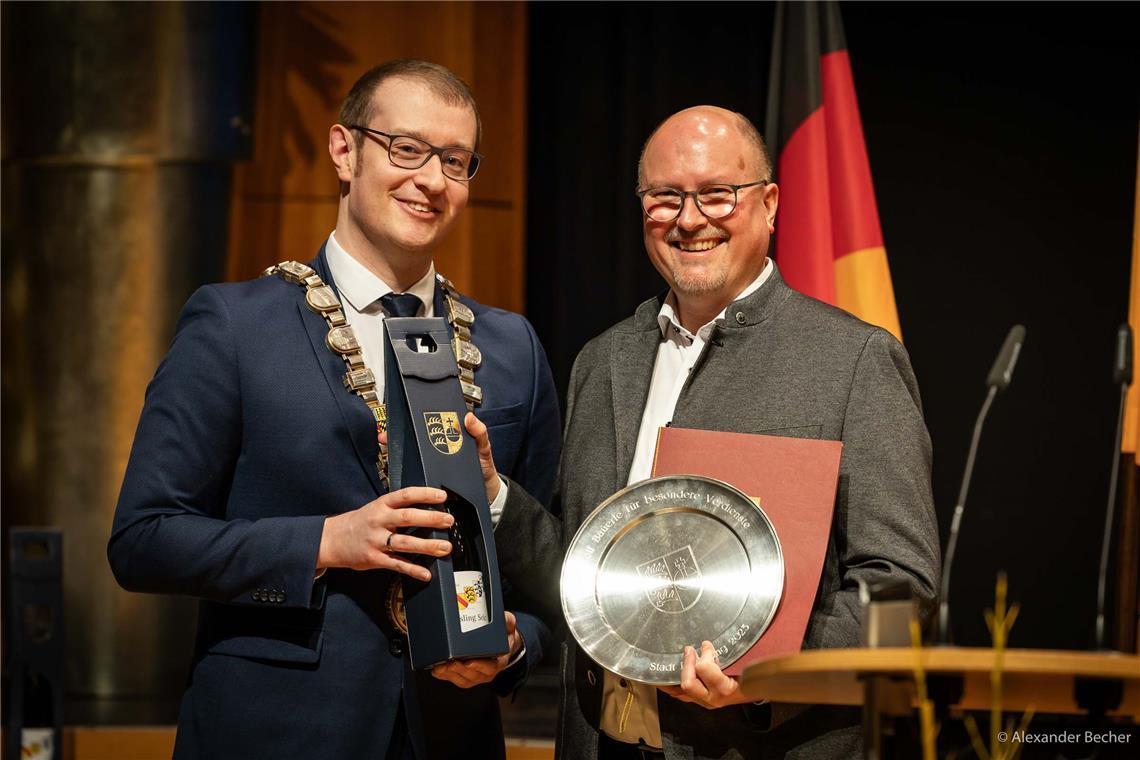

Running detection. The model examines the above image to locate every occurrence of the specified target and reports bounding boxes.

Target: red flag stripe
[776,106,838,305]
[821,50,884,257]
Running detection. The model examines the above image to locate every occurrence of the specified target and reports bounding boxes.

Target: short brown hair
[338,59,482,148]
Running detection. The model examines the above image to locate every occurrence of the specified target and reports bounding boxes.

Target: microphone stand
[937,385,997,645]
[1095,326,1132,650]
[937,324,1024,645]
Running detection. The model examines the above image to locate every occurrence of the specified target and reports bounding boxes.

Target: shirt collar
[656,257,773,344]
[325,231,436,315]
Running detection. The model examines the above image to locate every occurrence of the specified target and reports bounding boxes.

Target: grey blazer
[496,264,940,759]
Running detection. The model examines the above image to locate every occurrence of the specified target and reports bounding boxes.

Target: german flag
[1124,130,1140,470]
[765,1,902,341]
[1115,129,1140,653]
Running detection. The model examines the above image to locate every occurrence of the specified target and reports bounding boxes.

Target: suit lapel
[430,280,459,347]
[431,279,447,320]
[610,302,663,481]
[300,248,384,495]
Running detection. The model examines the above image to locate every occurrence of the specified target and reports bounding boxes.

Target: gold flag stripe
[834,246,903,343]
[1123,126,1140,460]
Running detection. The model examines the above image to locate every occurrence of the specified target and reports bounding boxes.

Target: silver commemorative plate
[561,475,784,685]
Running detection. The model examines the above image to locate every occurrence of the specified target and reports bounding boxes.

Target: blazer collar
[311,244,334,288]
[315,246,449,319]
[719,260,792,329]
[630,259,791,332]
[301,245,385,495]
[608,259,792,480]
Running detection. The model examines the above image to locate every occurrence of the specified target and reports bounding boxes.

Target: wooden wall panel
[468,206,522,312]
[226,2,527,314]
[470,2,527,313]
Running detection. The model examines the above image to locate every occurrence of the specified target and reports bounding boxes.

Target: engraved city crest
[423,411,463,455]
[636,545,703,614]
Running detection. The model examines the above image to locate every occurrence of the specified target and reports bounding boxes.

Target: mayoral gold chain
[262,260,484,486]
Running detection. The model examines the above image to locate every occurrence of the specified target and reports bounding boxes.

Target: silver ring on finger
[386,532,395,550]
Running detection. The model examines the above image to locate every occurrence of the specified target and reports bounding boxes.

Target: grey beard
[669,260,727,294]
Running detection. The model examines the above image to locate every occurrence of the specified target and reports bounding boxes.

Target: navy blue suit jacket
[109,249,561,759]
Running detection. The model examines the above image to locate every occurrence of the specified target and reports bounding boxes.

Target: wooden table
[742,648,1140,759]
[741,647,1140,718]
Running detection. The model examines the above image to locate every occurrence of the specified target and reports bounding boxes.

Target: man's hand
[430,610,524,688]
[658,640,752,709]
[317,487,453,582]
[463,412,501,504]
[377,414,500,504]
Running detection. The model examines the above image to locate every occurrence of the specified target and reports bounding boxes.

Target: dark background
[526,2,1140,651]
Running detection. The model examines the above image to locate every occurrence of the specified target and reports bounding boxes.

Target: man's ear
[329,124,356,183]
[763,183,779,227]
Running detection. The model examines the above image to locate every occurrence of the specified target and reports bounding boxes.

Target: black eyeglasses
[636,180,769,222]
[346,125,483,181]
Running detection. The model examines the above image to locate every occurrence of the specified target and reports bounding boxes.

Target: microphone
[985,324,1026,390]
[1112,323,1133,386]
[1095,323,1133,650]
[938,325,1026,644]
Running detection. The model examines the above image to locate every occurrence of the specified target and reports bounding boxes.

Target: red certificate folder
[652,426,842,675]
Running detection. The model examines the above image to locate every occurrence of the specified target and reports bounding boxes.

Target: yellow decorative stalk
[909,616,938,760]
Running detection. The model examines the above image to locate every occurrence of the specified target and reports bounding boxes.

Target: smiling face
[330,76,477,282]
[639,107,778,323]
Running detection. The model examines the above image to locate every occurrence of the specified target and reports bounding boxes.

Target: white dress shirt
[325,231,436,403]
[325,232,509,523]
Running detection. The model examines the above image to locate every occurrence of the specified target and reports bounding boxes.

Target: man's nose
[414,154,448,193]
[675,194,706,231]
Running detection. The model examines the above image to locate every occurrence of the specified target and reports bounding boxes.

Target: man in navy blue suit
[109,60,561,759]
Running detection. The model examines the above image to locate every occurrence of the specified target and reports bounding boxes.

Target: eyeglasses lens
[696,186,735,218]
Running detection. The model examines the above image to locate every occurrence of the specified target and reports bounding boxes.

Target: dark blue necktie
[379,293,421,318]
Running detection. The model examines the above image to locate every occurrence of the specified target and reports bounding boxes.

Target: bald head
[637,106,771,188]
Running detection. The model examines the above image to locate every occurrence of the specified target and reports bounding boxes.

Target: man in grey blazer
[475,105,939,759]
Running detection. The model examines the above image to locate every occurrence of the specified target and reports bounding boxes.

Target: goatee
[669,261,727,294]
